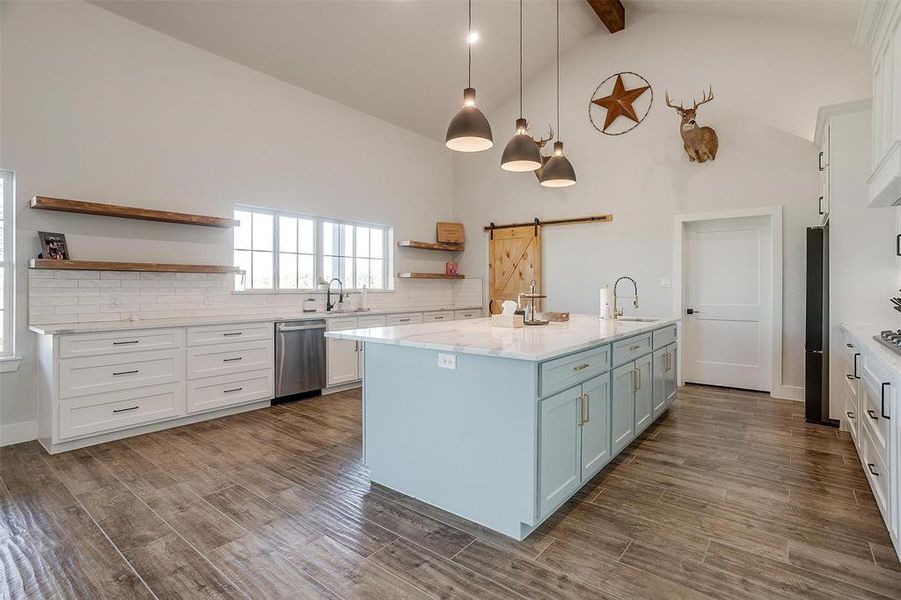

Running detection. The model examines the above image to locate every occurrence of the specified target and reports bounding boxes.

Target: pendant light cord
[468,0,472,89]
[519,0,523,118]
[556,0,560,140]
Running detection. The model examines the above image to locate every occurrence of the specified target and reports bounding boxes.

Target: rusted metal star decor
[589,72,653,136]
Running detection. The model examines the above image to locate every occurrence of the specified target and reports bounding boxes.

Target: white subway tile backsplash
[29,270,483,327]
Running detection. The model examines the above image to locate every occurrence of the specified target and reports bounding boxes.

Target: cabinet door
[580,374,611,481]
[327,338,359,386]
[634,353,653,434]
[652,348,667,419]
[665,343,678,408]
[611,363,636,455]
[539,387,582,516]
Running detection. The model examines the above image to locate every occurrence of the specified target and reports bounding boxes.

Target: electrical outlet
[438,353,457,370]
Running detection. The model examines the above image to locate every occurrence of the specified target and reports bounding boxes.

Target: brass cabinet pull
[573,363,590,372]
[112,405,139,413]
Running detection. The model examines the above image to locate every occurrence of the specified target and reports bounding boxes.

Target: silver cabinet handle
[223,357,243,362]
[636,367,641,391]
[583,392,590,423]
[573,363,590,372]
[112,369,139,376]
[112,405,139,413]
[278,324,325,332]
[223,387,243,393]
[629,344,641,351]
[113,340,139,346]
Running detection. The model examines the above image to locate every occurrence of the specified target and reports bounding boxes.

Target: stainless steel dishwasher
[275,320,326,399]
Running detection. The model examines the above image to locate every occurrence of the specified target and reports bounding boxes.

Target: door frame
[673,207,791,400]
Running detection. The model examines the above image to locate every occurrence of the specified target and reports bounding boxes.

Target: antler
[665,91,685,112]
[532,124,554,148]
[693,86,714,109]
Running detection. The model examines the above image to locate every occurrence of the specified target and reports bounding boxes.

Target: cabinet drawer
[652,325,677,350]
[60,328,183,359]
[59,383,184,440]
[356,315,387,328]
[860,358,892,462]
[60,349,183,399]
[387,313,423,326]
[327,317,358,332]
[454,309,481,320]
[187,368,273,414]
[424,311,454,322]
[539,345,611,398]
[186,322,272,346]
[860,424,890,522]
[612,334,652,368]
[187,340,273,380]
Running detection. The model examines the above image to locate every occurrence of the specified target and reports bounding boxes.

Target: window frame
[234,205,390,292]
[0,170,16,363]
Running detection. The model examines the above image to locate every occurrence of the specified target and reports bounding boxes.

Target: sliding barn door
[488,225,542,314]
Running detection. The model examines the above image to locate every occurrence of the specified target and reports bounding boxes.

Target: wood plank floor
[2,384,900,599]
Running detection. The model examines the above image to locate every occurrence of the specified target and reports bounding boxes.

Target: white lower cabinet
[327,317,362,386]
[58,383,184,441]
[187,369,273,414]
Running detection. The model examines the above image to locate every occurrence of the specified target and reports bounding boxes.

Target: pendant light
[540,0,576,187]
[500,0,541,172]
[446,0,493,152]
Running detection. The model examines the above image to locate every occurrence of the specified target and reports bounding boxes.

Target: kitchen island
[327,314,680,540]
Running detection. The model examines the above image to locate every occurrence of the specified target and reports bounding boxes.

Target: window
[234,206,389,291]
[0,170,14,359]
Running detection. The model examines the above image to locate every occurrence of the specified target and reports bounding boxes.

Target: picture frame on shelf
[38,231,70,260]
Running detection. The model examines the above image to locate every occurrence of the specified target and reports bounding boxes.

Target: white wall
[0,1,455,434]
[452,10,871,396]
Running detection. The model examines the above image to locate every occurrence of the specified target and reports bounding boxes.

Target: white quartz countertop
[327,314,680,362]
[840,322,901,372]
[28,306,482,335]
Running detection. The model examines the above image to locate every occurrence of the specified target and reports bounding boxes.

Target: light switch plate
[438,353,457,370]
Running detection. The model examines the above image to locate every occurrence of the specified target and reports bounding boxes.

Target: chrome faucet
[326,278,345,312]
[613,276,639,319]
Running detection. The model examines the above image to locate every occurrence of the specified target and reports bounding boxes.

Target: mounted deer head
[665,86,719,163]
[531,124,554,181]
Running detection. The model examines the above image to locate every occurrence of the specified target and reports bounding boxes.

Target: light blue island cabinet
[327,315,679,540]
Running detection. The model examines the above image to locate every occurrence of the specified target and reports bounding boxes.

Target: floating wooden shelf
[29,259,243,274]
[397,272,465,280]
[397,241,464,252]
[31,196,238,228]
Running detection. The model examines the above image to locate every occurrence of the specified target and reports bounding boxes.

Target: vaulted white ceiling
[91,0,865,142]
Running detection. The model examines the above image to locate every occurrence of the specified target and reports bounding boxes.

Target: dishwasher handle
[278,323,326,332]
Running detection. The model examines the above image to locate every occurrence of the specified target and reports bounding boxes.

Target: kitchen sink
[616,317,659,322]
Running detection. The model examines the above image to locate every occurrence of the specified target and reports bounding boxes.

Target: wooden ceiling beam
[587,0,625,33]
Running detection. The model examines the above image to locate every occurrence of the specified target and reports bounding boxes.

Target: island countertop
[326,314,680,361]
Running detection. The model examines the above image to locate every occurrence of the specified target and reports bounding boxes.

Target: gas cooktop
[874,330,901,356]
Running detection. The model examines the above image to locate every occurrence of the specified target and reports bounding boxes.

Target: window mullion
[273,212,281,290]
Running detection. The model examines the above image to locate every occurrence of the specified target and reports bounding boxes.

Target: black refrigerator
[805,226,836,425]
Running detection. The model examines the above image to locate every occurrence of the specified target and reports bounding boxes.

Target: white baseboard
[772,385,804,402]
[0,420,38,447]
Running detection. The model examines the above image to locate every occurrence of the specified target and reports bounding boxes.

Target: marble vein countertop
[28,305,482,335]
[840,322,901,372]
[327,314,680,362]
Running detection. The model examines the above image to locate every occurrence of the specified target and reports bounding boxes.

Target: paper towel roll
[599,287,612,320]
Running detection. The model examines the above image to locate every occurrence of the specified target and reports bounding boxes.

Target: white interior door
[683,216,772,392]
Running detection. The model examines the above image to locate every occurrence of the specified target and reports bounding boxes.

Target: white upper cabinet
[858,1,901,207]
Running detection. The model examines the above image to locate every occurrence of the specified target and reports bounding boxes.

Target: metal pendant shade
[540,141,576,187]
[446,0,492,153]
[541,0,577,187]
[446,88,493,152]
[501,118,541,171]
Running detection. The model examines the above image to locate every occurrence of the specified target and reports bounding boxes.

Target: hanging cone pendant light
[540,0,576,187]
[446,0,493,152]
[501,0,541,172]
